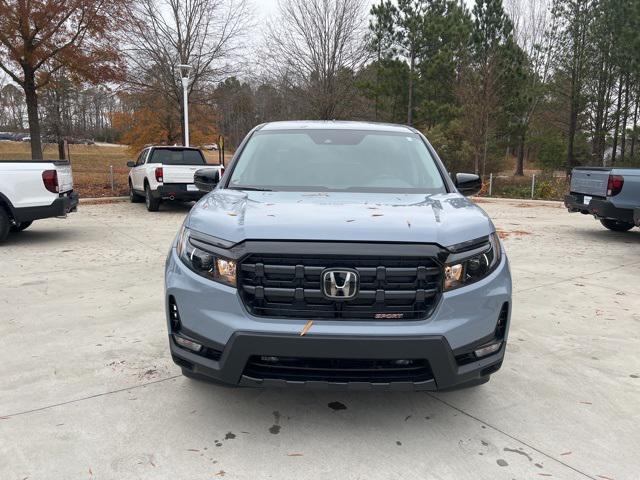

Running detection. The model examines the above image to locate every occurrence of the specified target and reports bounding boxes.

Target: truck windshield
[228,130,447,193]
[151,148,206,165]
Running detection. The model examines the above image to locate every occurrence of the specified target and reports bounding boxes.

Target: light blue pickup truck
[565,167,640,231]
[164,121,512,391]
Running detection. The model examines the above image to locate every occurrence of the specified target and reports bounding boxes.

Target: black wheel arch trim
[0,191,17,217]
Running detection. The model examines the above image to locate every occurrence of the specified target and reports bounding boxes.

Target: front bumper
[166,245,511,391]
[565,194,634,224]
[13,191,79,222]
[170,331,506,391]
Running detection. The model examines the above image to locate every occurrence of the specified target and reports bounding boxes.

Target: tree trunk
[620,73,630,163]
[611,76,623,166]
[482,111,489,178]
[58,140,66,160]
[23,70,43,160]
[407,50,415,126]
[631,90,638,158]
[567,101,577,174]
[514,129,526,176]
[592,55,611,163]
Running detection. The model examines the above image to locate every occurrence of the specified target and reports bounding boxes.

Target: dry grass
[0,141,229,198]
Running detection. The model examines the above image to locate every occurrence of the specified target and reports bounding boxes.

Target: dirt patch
[497,229,532,240]
[513,202,563,209]
[80,198,129,205]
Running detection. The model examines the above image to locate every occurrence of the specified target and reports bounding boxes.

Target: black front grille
[244,356,433,383]
[239,254,442,320]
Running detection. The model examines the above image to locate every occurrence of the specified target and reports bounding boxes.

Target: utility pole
[178,64,193,147]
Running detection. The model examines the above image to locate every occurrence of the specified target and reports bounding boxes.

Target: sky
[254,0,477,22]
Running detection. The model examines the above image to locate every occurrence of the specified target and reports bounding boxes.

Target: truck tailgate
[55,163,74,193]
[162,165,207,184]
[570,168,609,197]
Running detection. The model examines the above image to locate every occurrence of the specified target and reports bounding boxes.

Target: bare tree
[124,0,251,144]
[264,0,370,120]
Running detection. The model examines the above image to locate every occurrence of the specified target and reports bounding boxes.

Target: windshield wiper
[228,186,273,192]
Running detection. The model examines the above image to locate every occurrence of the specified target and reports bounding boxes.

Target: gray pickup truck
[165,121,512,391]
[565,167,640,231]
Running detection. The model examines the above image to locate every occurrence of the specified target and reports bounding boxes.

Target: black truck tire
[145,184,160,212]
[10,221,33,232]
[129,181,143,203]
[600,218,634,232]
[0,209,10,243]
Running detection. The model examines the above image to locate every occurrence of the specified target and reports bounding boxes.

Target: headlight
[176,227,236,287]
[444,233,502,290]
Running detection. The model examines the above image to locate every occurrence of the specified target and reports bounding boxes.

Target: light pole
[178,64,192,147]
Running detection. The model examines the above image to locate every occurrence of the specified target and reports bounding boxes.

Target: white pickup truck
[0,160,78,243]
[127,146,223,212]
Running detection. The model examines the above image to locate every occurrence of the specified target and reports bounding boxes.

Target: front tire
[10,221,32,232]
[145,184,160,212]
[129,181,143,203]
[0,209,10,243]
[600,218,634,232]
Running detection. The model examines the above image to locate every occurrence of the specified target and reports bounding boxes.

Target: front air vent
[168,296,181,331]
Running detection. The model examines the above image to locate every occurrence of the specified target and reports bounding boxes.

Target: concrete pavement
[1,198,638,480]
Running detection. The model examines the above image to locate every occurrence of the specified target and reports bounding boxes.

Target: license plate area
[583,195,592,205]
[187,184,198,192]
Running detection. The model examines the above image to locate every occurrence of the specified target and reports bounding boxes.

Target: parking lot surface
[1,198,638,480]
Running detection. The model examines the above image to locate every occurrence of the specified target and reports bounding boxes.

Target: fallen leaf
[597,476,615,480]
[560,451,572,456]
[287,453,304,457]
[300,320,313,336]
[188,448,200,452]
[538,474,552,477]
[214,471,226,477]
[345,219,355,222]
[579,401,592,405]
[227,212,238,216]
[371,213,384,217]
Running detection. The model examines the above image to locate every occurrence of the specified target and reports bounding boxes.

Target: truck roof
[259,120,416,134]
[148,145,201,150]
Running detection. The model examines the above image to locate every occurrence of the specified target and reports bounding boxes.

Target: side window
[136,149,148,166]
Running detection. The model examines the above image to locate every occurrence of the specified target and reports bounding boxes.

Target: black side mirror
[194,168,221,192]
[126,161,135,168]
[454,173,482,196]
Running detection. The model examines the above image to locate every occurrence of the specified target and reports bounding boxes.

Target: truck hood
[186,190,494,248]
